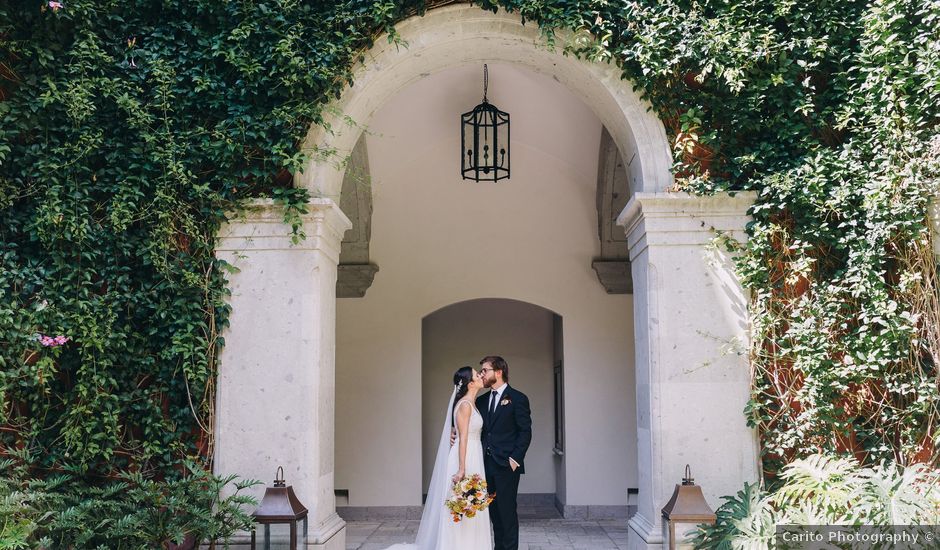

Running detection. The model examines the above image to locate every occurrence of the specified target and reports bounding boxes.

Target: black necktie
[489,390,498,416]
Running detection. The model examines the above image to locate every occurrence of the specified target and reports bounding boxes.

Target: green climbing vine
[482,0,940,474]
[1,0,938,546]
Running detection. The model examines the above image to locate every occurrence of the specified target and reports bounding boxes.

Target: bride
[386,366,492,549]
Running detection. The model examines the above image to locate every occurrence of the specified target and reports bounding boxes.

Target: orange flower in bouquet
[445,474,495,523]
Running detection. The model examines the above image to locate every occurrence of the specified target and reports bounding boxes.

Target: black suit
[476,385,532,550]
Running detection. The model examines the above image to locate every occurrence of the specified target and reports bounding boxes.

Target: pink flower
[37,333,69,347]
[48,1,63,11]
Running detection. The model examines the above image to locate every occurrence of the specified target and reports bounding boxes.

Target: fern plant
[0,457,260,549]
[691,454,940,549]
[0,460,46,550]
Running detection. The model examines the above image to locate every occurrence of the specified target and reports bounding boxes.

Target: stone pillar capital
[618,192,757,260]
[217,198,352,263]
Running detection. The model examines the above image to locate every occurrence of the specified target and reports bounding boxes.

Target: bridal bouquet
[445,474,495,523]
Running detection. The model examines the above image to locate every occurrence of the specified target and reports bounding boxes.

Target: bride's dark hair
[452,366,474,424]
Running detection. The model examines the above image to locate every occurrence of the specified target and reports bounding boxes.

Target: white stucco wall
[334,64,636,508]
[422,299,556,494]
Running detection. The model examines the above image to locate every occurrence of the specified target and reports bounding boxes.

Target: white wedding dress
[385,391,492,550]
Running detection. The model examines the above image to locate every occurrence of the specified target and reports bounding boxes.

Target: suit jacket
[475,385,532,474]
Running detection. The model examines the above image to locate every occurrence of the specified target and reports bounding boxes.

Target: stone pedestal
[618,192,760,550]
[215,199,351,549]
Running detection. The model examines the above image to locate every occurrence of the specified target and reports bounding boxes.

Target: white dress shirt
[488,383,507,412]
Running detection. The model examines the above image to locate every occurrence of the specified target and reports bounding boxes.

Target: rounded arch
[298,4,672,200]
[421,296,561,322]
[419,296,567,498]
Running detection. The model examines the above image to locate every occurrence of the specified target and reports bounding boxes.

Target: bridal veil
[384,387,457,550]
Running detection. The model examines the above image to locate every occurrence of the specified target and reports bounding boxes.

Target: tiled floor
[345,518,629,549]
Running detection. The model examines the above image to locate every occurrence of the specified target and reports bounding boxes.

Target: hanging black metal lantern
[461,64,510,182]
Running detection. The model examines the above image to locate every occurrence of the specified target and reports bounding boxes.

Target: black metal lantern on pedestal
[461,64,510,182]
[251,466,309,550]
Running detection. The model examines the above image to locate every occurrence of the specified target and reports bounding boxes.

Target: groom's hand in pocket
[449,427,456,447]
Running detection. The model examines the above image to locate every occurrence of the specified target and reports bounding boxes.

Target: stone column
[214,199,351,549]
[618,192,761,550]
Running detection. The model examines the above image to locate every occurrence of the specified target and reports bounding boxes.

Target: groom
[476,355,532,550]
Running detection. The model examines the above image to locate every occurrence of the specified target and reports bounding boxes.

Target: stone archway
[214,5,759,549]
[297,5,673,200]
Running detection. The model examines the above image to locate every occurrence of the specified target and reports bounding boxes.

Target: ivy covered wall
[0,0,938,544]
